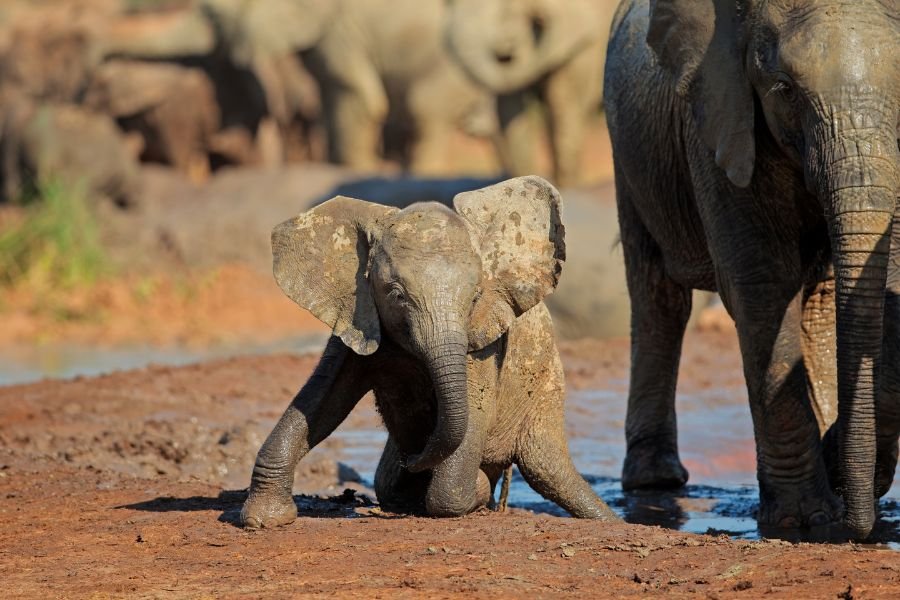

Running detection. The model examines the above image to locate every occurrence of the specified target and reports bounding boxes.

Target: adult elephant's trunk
[445,0,596,95]
[812,112,899,538]
[404,326,470,473]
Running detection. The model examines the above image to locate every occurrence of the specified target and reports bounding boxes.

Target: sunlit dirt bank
[2,331,899,598]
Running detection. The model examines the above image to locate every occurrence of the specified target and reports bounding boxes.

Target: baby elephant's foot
[241,490,297,529]
[622,439,689,490]
[425,470,491,518]
[757,481,843,530]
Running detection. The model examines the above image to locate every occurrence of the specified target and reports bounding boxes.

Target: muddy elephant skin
[605,0,900,538]
[445,0,618,185]
[240,176,618,527]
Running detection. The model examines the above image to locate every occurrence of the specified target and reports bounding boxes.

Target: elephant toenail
[243,516,262,529]
[778,516,800,528]
[808,512,830,527]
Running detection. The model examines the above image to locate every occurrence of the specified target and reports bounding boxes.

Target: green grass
[0,180,108,291]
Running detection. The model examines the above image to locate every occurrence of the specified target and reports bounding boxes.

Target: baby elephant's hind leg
[516,378,619,520]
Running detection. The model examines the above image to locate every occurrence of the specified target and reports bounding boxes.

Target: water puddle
[0,335,329,386]
[320,386,900,548]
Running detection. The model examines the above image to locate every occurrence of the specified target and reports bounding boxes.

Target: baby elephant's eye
[387,285,406,303]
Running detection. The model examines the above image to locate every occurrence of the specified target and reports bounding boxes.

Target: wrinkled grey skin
[240,176,618,527]
[605,0,900,538]
[445,0,618,185]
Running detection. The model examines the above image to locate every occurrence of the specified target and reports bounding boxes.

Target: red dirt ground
[2,331,899,598]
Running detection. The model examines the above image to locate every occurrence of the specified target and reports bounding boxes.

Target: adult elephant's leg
[515,349,619,519]
[325,87,384,170]
[405,70,458,176]
[374,435,431,513]
[241,337,371,528]
[875,216,900,498]
[495,92,536,178]
[618,182,692,490]
[544,42,603,187]
[706,194,841,528]
[800,276,838,436]
[729,283,840,528]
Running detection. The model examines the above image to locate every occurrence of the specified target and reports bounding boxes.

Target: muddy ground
[2,330,899,598]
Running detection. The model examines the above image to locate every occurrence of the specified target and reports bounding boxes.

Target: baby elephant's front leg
[242,339,369,528]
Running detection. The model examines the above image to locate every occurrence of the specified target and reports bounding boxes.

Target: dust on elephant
[445,0,618,186]
[605,0,900,538]
[240,176,618,527]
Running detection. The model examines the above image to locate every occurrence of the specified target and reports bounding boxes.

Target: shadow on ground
[121,488,378,526]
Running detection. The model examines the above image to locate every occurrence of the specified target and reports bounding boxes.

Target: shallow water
[3,342,898,546]
[320,386,900,548]
[0,335,329,386]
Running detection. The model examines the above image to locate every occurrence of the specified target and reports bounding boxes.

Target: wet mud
[2,331,900,597]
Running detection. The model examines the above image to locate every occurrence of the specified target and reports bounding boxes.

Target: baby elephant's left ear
[454,176,565,350]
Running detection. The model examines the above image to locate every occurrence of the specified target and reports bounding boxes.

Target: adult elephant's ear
[647,0,755,188]
[272,197,398,355]
[454,176,565,350]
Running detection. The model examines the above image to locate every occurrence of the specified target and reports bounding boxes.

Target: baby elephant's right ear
[272,196,397,355]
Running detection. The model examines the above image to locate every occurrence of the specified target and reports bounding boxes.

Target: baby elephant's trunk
[404,329,470,473]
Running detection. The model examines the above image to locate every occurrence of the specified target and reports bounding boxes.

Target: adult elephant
[605,0,899,539]
[445,0,619,186]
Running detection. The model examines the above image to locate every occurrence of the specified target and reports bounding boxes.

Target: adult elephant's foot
[240,489,297,529]
[622,439,689,490]
[757,478,843,529]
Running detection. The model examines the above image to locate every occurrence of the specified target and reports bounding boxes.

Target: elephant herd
[243,0,900,542]
[0,0,619,206]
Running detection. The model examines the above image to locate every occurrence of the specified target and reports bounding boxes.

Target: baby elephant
[241,176,617,527]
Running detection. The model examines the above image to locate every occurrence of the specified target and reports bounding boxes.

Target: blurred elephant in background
[102,0,324,167]
[0,93,138,206]
[84,60,220,182]
[302,0,493,173]
[0,3,138,203]
[445,0,618,185]
[110,0,492,173]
